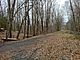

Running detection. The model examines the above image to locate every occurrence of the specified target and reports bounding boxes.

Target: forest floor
[0,31,30,41]
[0,31,80,60]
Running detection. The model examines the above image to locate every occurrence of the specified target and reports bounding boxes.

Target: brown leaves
[0,31,80,60]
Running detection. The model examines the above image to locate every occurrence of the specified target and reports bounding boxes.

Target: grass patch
[61,31,80,40]
[74,34,80,40]
[62,34,75,40]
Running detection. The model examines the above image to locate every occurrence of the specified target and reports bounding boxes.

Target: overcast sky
[56,0,69,22]
[57,0,69,22]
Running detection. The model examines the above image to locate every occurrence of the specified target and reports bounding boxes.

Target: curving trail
[0,31,80,60]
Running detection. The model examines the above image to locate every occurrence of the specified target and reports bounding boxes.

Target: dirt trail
[0,31,80,60]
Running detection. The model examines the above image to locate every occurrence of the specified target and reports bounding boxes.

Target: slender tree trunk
[46,2,48,33]
[36,1,39,35]
[23,0,27,39]
[32,0,36,36]
[41,2,44,33]
[70,0,76,31]
[16,19,24,39]
[7,0,16,38]
[27,0,30,38]
[0,0,3,16]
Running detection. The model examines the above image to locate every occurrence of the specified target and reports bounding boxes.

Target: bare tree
[7,0,16,38]
[0,0,3,16]
[69,0,76,31]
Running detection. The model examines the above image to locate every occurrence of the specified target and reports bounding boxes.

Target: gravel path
[0,34,53,52]
[0,31,80,60]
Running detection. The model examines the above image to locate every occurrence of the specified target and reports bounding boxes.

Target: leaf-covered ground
[0,31,80,60]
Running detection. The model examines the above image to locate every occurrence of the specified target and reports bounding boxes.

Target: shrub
[0,17,7,29]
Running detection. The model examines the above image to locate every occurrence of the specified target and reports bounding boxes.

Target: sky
[57,0,67,5]
[56,0,69,23]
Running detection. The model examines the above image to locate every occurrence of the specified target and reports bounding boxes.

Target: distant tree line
[0,0,63,39]
[66,0,80,33]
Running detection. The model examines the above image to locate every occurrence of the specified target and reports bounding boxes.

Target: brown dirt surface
[0,31,80,60]
[0,31,32,42]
